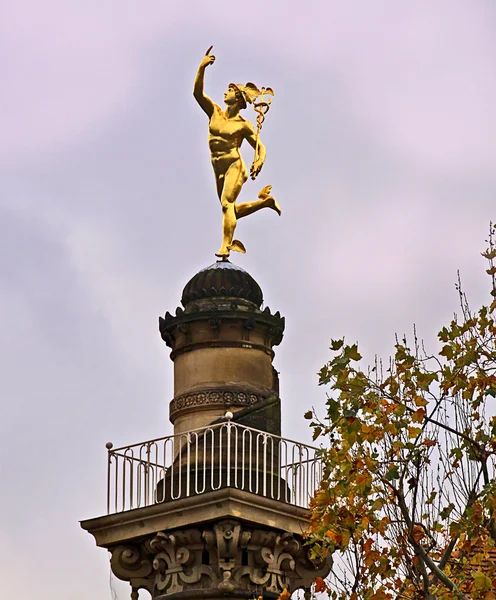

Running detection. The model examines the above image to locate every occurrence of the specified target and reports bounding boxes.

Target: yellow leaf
[414,395,428,407]
[473,570,492,591]
[408,426,423,438]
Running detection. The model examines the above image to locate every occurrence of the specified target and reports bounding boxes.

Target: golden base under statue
[193,46,281,258]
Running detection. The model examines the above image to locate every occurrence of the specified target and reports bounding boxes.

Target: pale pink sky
[0,1,494,598]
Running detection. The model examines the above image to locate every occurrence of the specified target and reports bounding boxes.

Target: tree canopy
[307,225,496,599]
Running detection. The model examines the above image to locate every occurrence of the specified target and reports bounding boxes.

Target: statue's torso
[208,105,247,158]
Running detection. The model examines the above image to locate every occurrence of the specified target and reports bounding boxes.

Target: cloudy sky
[1,1,495,598]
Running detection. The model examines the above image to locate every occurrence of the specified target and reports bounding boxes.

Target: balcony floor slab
[81,487,311,548]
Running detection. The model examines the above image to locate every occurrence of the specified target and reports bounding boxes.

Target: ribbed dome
[181,261,263,308]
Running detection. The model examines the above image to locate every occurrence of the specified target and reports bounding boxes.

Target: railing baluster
[241,429,247,491]
[107,446,113,515]
[136,448,142,509]
[171,440,178,500]
[186,434,191,497]
[214,427,222,490]
[198,432,206,494]
[292,445,298,506]
[226,422,231,488]
[150,442,158,507]
[143,448,148,506]
[302,446,308,507]
[248,430,253,492]
[208,428,216,491]
[262,435,267,498]
[193,432,201,495]
[129,450,135,510]
[281,441,288,502]
[233,424,239,489]
[114,455,119,514]
[269,435,274,499]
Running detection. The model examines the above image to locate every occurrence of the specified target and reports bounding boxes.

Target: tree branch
[394,485,470,600]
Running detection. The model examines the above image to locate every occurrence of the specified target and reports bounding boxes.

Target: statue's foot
[228,239,246,254]
[258,185,272,200]
[258,185,281,216]
[215,247,230,258]
[268,196,282,216]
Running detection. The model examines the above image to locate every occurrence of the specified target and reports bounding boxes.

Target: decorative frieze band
[170,389,268,419]
[159,306,285,350]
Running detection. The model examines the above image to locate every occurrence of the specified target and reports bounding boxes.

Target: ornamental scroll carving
[149,530,216,594]
[110,544,154,595]
[109,519,332,598]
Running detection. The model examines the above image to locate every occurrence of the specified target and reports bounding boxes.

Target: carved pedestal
[82,489,332,600]
[110,519,330,600]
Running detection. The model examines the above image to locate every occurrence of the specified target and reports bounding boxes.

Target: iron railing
[106,419,322,514]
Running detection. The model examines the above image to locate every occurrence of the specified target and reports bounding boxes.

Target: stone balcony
[81,419,329,599]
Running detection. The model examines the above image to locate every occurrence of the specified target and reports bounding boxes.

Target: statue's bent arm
[244,122,266,177]
[246,127,266,161]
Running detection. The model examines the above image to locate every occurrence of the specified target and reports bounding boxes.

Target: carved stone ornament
[109,519,332,599]
[110,544,154,596]
[149,530,216,594]
[159,305,285,351]
[169,389,269,420]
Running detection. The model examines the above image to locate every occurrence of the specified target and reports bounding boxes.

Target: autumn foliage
[307,225,496,600]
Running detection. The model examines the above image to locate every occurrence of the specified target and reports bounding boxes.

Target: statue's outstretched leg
[236,185,282,219]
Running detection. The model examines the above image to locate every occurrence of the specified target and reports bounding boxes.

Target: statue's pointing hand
[200,46,216,68]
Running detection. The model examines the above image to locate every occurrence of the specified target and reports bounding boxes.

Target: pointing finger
[205,45,213,55]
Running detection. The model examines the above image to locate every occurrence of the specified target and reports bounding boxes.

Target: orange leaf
[278,589,291,600]
[325,530,343,545]
[422,438,437,448]
[412,408,425,423]
[364,549,381,567]
[314,577,327,593]
[412,524,426,543]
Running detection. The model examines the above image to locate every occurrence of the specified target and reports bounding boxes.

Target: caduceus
[193,46,281,259]
[252,87,274,179]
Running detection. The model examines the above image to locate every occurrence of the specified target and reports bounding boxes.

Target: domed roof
[181,261,263,308]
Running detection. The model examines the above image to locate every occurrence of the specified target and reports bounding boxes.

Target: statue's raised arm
[193,47,281,259]
[193,46,216,118]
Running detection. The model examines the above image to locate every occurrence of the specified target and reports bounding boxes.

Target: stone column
[159,261,285,437]
[81,261,332,600]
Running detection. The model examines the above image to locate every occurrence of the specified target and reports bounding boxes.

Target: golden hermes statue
[194,46,281,258]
